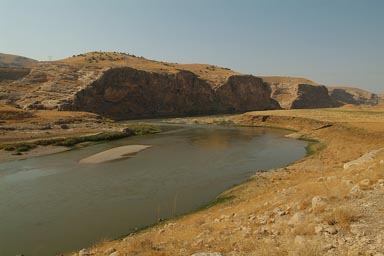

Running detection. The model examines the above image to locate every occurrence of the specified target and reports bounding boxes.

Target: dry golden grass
[59,51,239,87]
[261,76,319,86]
[0,53,37,67]
[323,207,360,231]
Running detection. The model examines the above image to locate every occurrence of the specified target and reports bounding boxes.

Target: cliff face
[291,84,340,109]
[73,67,280,119]
[216,75,280,112]
[328,87,381,106]
[262,77,339,109]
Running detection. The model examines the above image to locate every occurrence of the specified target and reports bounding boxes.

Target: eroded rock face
[328,87,381,106]
[291,84,339,109]
[73,67,279,119]
[216,75,280,112]
[262,77,339,109]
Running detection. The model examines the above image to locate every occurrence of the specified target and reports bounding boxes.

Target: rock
[60,124,69,129]
[109,252,119,256]
[294,235,306,247]
[377,179,384,187]
[191,253,223,256]
[104,248,116,254]
[78,248,90,256]
[312,196,328,211]
[315,225,324,234]
[273,207,288,216]
[324,226,338,235]
[288,212,306,226]
[264,76,338,109]
[344,150,381,170]
[360,179,371,188]
[350,185,361,195]
[323,243,336,251]
[328,86,381,106]
[74,68,280,120]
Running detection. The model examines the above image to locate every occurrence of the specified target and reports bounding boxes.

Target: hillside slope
[0,53,37,68]
[0,52,280,119]
[261,76,339,109]
[328,86,382,106]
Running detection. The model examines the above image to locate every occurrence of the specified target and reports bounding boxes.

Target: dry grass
[323,207,360,231]
[59,51,239,87]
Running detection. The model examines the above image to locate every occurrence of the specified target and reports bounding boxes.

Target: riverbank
[0,106,161,163]
[68,106,384,256]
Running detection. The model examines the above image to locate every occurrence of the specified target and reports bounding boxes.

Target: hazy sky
[1,0,383,92]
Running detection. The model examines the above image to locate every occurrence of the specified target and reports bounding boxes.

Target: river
[0,124,307,256]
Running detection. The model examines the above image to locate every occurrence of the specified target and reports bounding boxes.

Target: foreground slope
[69,106,384,255]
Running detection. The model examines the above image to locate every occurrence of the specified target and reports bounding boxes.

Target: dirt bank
[64,107,384,255]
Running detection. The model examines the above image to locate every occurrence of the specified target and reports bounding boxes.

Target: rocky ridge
[328,86,382,106]
[261,76,339,109]
[0,52,382,120]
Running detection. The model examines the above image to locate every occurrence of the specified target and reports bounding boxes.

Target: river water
[0,124,307,256]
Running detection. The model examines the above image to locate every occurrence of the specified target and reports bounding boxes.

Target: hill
[328,86,382,106]
[0,53,37,68]
[0,51,381,119]
[261,76,338,109]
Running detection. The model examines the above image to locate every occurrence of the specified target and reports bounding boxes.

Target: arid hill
[0,51,381,120]
[261,76,339,109]
[0,52,279,119]
[328,86,383,106]
[0,53,37,68]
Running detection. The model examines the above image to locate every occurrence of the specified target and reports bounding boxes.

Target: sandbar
[79,145,152,164]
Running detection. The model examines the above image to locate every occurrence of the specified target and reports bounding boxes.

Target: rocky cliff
[328,86,381,106]
[73,67,279,119]
[262,76,339,109]
[2,51,380,120]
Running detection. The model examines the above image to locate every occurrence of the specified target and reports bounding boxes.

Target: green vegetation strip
[0,123,161,154]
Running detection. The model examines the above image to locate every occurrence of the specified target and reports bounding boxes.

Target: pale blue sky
[1,0,383,92]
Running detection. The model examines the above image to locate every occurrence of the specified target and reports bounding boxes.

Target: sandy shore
[0,145,70,163]
[79,145,152,164]
[67,107,384,256]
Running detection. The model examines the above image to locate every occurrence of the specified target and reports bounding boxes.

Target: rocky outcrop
[328,86,381,106]
[262,77,338,109]
[216,75,280,112]
[73,67,280,119]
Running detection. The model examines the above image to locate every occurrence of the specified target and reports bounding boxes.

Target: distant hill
[328,86,382,106]
[0,51,381,120]
[260,76,338,109]
[0,53,38,68]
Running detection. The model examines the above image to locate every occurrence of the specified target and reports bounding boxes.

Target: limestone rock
[312,196,328,211]
[78,249,90,256]
[74,68,280,119]
[191,253,223,256]
[288,212,306,226]
[262,76,338,109]
[328,86,380,106]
